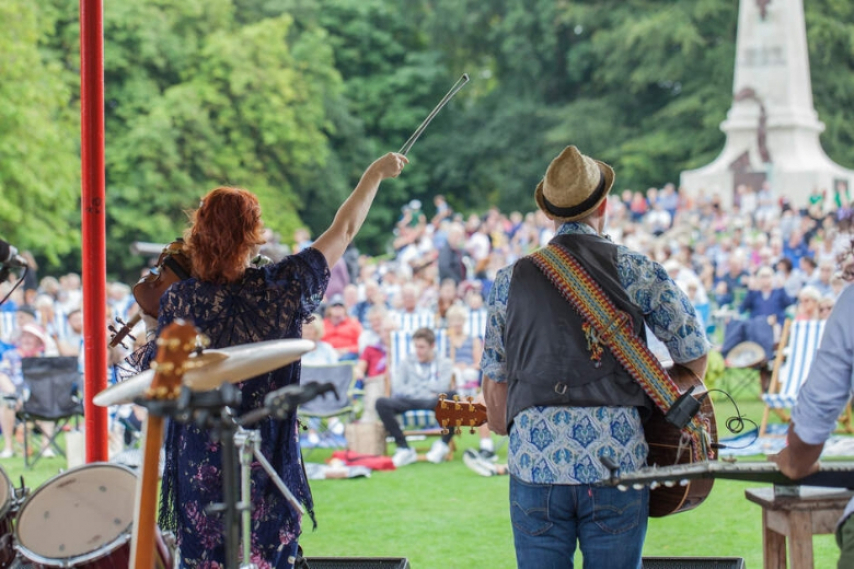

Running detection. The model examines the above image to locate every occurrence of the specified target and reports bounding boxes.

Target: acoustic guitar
[433,364,718,518]
[643,363,717,517]
[130,320,198,569]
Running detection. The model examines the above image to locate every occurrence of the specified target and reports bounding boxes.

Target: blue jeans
[509,476,649,569]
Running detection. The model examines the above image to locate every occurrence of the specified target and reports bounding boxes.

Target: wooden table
[745,486,853,569]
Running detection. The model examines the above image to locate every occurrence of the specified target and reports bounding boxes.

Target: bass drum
[14,463,171,569]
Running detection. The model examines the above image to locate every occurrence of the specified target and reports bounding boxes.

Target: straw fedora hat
[534,146,615,222]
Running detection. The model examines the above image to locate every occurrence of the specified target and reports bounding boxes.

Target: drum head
[0,465,11,517]
[15,463,137,563]
[726,341,766,368]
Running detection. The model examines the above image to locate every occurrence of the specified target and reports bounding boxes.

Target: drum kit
[0,337,332,569]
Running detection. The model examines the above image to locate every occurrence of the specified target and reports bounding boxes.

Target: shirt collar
[555,221,599,237]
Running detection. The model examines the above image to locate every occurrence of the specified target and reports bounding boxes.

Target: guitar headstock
[434,393,487,435]
[147,320,198,400]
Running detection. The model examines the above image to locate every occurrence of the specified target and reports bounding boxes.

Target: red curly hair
[184,187,265,284]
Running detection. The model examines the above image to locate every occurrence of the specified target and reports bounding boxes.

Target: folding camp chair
[387,329,454,455]
[298,362,357,454]
[20,356,84,468]
[759,319,831,436]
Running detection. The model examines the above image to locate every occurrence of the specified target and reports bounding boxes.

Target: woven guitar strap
[529,244,711,462]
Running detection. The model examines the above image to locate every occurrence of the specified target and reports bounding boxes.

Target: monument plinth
[680,0,854,208]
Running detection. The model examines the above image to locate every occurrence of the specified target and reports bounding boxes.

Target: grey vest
[504,233,653,430]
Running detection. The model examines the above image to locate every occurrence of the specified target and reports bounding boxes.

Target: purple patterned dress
[136,248,329,568]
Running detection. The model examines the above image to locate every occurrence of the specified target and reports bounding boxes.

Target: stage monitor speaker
[302,557,411,569]
[642,557,745,569]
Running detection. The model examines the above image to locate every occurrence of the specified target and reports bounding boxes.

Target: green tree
[0,1,79,264]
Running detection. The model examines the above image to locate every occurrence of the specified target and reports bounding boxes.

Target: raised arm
[312,153,408,268]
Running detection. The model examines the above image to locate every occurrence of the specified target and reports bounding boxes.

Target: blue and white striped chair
[759,319,825,436]
[388,329,450,436]
[463,308,488,339]
[392,310,435,332]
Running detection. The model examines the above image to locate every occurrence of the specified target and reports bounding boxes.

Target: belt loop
[554,382,568,395]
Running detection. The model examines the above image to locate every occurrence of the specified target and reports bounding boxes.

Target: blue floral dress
[136,248,329,568]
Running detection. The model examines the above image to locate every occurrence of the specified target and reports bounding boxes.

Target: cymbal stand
[234,427,305,569]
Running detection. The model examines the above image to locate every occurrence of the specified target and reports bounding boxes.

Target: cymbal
[93,339,316,407]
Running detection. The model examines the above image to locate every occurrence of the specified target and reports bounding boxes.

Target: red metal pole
[80,0,108,463]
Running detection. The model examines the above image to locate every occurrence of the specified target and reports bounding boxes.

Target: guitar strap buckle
[599,311,630,344]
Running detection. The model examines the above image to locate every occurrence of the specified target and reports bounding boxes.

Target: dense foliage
[2,0,854,279]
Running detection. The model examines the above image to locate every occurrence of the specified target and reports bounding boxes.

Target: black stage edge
[302,557,411,569]
[642,557,746,569]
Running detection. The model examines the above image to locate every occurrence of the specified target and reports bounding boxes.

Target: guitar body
[643,363,717,517]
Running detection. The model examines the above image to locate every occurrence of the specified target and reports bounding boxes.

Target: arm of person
[312,153,407,269]
[677,354,708,383]
[768,424,823,479]
[482,375,508,436]
[354,358,367,380]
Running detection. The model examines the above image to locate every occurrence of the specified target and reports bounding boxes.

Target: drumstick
[399,73,470,156]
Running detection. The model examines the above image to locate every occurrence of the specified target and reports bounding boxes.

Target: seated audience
[0,324,54,458]
[355,315,397,423]
[302,315,339,366]
[445,305,482,393]
[376,327,454,467]
[322,294,362,361]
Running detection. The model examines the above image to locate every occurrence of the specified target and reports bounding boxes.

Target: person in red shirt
[355,314,397,423]
[322,294,362,361]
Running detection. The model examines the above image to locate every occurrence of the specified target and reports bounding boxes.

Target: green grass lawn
[0,367,844,568]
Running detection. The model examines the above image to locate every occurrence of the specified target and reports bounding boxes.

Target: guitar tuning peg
[468,427,476,434]
[617,484,628,492]
[441,428,449,435]
[452,394,460,401]
[454,427,461,435]
[678,479,689,487]
[664,481,676,488]
[632,483,645,491]
[649,481,660,490]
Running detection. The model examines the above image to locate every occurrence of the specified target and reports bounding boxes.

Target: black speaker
[642,558,745,569]
[302,558,411,569]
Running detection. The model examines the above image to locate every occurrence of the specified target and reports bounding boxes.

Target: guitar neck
[131,417,165,569]
[608,461,854,490]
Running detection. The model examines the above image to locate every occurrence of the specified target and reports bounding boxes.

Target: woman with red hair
[136,152,407,568]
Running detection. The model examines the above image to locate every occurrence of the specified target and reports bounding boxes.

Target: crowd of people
[1,151,853,567]
[0,176,851,460]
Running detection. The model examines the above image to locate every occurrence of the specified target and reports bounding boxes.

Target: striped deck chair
[393,310,435,332]
[463,308,488,339]
[759,319,828,436]
[0,311,17,342]
[388,329,454,450]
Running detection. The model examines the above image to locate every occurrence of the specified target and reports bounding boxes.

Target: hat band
[542,170,606,218]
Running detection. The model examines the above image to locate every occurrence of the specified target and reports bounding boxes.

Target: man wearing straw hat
[481,146,709,568]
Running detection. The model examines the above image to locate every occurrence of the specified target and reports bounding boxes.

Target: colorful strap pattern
[529,244,711,462]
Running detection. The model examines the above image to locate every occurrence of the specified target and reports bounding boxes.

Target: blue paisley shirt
[481,222,709,484]
[137,247,329,569]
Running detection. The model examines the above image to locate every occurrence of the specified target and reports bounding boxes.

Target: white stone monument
[680,0,854,208]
